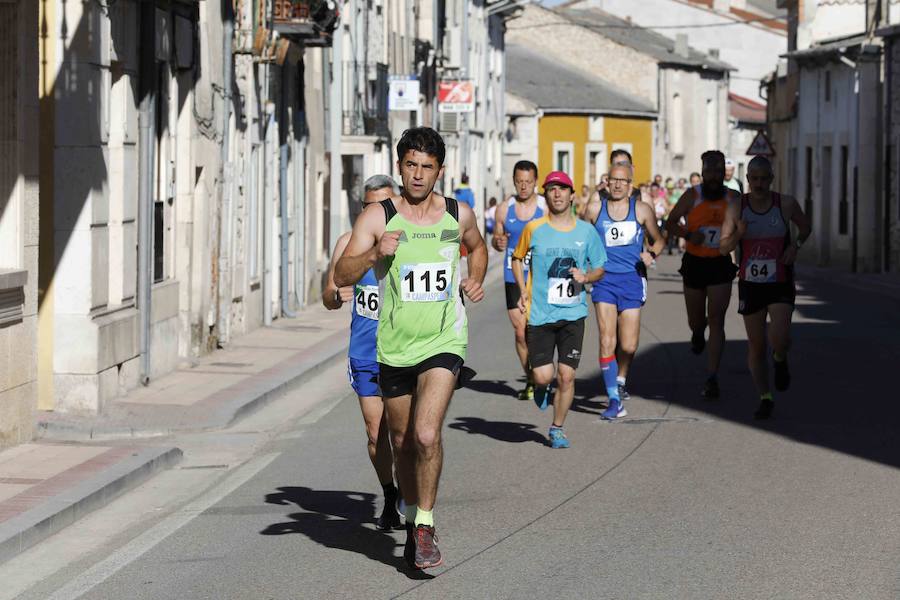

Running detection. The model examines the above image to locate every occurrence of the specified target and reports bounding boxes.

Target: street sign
[389,76,420,111]
[746,130,775,156]
[438,80,475,113]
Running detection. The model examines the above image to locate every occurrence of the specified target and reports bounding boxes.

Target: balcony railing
[272,0,339,45]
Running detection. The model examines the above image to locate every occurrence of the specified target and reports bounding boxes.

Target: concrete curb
[0,445,183,566]
[35,330,351,442]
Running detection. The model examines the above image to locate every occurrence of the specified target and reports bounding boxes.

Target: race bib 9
[745,259,776,283]
[400,262,452,302]
[604,221,638,247]
[699,226,721,248]
[354,285,379,320]
[547,277,581,305]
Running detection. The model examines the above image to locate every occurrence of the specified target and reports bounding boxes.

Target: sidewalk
[37,302,351,441]
[0,301,353,567]
[0,443,181,565]
[796,263,900,300]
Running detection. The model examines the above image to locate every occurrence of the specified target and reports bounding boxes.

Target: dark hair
[610,149,633,165]
[689,172,701,179]
[397,127,446,165]
[701,150,725,167]
[748,155,773,175]
[513,160,538,177]
[461,172,469,184]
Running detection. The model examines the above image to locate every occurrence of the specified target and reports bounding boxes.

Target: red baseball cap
[543,171,574,190]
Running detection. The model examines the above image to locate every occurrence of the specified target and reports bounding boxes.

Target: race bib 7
[400,262,452,302]
[699,226,721,249]
[354,285,379,320]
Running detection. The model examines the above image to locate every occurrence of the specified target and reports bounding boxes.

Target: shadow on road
[460,378,519,397]
[260,486,432,578]
[448,416,548,445]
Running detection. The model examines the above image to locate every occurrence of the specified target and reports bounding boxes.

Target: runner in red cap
[512,170,607,448]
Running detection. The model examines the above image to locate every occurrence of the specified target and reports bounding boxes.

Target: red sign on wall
[438,80,475,113]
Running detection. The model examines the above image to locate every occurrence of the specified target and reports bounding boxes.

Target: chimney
[675,33,689,58]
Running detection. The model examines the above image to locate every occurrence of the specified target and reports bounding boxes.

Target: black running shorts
[679,253,738,290]
[378,353,464,399]
[738,280,796,315]
[504,282,521,311]
[526,318,586,370]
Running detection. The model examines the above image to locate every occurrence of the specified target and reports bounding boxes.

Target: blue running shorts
[590,271,647,312]
[348,358,381,397]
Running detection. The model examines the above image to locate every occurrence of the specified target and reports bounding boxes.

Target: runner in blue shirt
[583,163,665,420]
[322,174,402,530]
[512,171,607,449]
[492,160,544,401]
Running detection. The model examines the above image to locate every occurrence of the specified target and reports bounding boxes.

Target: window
[248,143,262,280]
[805,146,814,222]
[839,145,849,234]
[671,93,684,155]
[552,142,574,176]
[584,143,607,190]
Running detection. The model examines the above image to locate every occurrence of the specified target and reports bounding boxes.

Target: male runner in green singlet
[335,127,487,570]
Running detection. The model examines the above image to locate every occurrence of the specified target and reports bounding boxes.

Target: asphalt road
[30,255,900,599]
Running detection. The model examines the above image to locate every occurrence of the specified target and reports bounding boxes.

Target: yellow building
[505,44,657,192]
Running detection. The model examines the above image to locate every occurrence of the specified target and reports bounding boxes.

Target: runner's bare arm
[459,203,487,302]
[491,200,509,252]
[334,203,386,287]
[582,199,601,225]
[780,194,812,265]
[718,198,744,255]
[636,201,666,256]
[322,233,354,309]
[664,188,697,241]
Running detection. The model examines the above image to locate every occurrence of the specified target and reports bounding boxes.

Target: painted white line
[45,452,281,600]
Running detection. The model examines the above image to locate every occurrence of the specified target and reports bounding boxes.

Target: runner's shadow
[260,486,431,578]
[449,416,548,446]
[460,378,518,397]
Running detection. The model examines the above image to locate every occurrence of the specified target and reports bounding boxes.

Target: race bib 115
[400,262,452,302]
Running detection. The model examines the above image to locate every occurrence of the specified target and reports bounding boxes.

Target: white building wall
[579,0,785,101]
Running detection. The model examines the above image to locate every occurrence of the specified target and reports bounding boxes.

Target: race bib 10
[547,277,581,305]
[400,262,452,302]
[604,221,638,247]
[354,285,379,320]
[699,226,721,249]
[745,259,776,283]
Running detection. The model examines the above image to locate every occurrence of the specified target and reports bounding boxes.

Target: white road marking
[45,452,281,600]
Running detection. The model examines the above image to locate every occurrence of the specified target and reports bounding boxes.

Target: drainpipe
[263,81,275,326]
[280,64,296,317]
[137,3,157,385]
[217,7,235,344]
[294,121,307,309]
[329,11,344,254]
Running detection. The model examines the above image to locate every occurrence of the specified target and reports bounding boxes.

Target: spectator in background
[454,173,476,210]
[485,197,498,235]
[689,172,702,187]
[574,184,591,218]
[724,159,744,194]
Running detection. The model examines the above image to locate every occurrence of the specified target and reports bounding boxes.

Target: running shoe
[403,523,415,567]
[396,494,406,520]
[773,355,791,391]
[701,376,720,400]
[548,426,570,449]
[690,330,706,355]
[754,397,774,420]
[535,386,551,411]
[601,398,627,420]
[377,497,402,530]
[617,383,631,402]
[518,383,535,402]
[413,525,443,569]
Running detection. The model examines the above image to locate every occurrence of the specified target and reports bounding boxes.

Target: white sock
[616,376,626,386]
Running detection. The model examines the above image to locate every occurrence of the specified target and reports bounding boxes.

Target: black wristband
[649,251,657,259]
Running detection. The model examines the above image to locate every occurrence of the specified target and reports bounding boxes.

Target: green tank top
[376,198,467,367]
